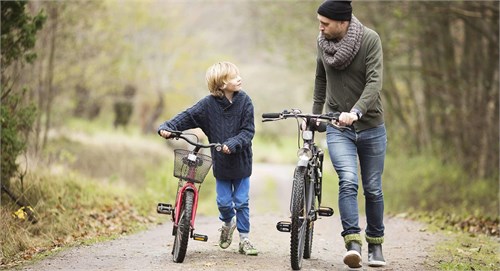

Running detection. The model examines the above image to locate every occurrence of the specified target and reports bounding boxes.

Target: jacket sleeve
[352,30,383,115]
[313,47,327,115]
[224,95,255,154]
[157,98,206,134]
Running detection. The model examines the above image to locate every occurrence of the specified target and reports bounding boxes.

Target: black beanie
[317,0,352,21]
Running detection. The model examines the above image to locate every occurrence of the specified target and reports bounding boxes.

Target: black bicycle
[157,130,221,263]
[262,109,346,270]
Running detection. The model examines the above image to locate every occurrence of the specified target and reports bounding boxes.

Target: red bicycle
[157,130,221,263]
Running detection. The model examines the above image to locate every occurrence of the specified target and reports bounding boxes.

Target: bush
[1,92,36,187]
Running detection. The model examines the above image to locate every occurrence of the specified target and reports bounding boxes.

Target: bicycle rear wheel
[303,220,314,259]
[290,166,307,270]
[172,190,194,263]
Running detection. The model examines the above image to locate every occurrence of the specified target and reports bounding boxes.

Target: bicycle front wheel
[290,166,307,270]
[172,190,194,263]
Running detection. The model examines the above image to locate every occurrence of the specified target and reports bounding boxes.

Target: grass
[433,232,499,270]
[0,170,153,268]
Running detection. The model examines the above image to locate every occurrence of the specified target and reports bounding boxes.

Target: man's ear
[221,84,227,90]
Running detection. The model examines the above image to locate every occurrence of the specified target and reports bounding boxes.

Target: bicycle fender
[297,159,309,167]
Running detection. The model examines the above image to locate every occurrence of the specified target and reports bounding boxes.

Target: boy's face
[223,74,242,92]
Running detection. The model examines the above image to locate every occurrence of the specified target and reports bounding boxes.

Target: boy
[158,61,258,256]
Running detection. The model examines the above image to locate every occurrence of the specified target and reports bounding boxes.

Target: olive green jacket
[312,26,384,132]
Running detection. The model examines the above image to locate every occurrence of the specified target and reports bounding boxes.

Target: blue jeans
[215,177,250,234]
[326,124,387,238]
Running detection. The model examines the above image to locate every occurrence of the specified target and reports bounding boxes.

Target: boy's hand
[159,130,171,139]
[222,145,231,154]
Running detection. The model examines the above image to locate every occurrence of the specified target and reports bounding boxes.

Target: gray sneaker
[219,217,236,249]
[239,238,258,256]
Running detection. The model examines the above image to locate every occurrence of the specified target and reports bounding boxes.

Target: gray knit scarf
[318,15,364,70]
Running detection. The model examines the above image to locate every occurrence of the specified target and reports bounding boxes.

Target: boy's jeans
[326,124,387,238]
[216,176,250,234]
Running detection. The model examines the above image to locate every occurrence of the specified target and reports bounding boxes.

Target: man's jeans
[326,124,387,238]
[216,177,250,234]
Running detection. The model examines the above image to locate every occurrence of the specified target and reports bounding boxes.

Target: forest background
[1,0,498,268]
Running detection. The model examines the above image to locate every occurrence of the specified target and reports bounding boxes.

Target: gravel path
[20,163,442,271]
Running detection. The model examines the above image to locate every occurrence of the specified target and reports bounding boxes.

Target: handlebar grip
[262,113,281,118]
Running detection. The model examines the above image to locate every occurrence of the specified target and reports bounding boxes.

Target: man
[312,0,387,268]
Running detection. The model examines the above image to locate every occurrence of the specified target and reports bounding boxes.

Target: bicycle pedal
[192,233,208,242]
[318,206,334,217]
[157,203,173,215]
[276,221,291,232]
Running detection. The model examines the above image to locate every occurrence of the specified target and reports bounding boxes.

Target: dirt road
[20,163,441,271]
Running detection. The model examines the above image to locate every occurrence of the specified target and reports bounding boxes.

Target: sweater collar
[216,91,241,110]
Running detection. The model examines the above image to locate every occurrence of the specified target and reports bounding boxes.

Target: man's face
[317,14,346,41]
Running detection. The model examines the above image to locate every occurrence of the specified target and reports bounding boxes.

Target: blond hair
[206,62,240,97]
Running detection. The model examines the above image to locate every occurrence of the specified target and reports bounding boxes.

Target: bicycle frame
[173,182,200,233]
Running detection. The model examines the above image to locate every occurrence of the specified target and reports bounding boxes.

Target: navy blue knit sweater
[157,91,254,180]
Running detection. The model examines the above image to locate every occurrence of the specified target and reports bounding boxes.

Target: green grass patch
[383,152,498,218]
[431,232,500,270]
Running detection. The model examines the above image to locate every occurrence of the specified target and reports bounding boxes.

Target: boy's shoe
[219,217,236,249]
[239,238,258,256]
[343,241,362,268]
[368,244,386,267]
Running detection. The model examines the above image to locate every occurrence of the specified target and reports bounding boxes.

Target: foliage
[0,1,45,73]
[1,91,36,186]
[360,2,499,179]
[1,1,45,185]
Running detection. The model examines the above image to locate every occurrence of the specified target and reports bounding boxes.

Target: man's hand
[159,129,171,139]
[337,112,358,126]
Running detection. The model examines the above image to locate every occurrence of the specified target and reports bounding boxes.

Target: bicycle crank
[276,221,291,232]
[157,203,173,215]
[192,233,208,242]
[317,206,334,217]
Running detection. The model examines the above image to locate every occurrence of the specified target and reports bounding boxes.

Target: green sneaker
[219,217,236,249]
[239,238,258,256]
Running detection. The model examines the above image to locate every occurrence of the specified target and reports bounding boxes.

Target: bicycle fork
[157,183,208,242]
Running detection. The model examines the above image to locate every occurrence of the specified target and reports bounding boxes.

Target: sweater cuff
[350,108,362,120]
[224,139,239,153]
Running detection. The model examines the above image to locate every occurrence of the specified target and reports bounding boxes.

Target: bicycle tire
[172,190,194,263]
[290,166,307,270]
[306,160,321,259]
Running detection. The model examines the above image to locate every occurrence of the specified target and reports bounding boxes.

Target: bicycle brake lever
[262,118,282,122]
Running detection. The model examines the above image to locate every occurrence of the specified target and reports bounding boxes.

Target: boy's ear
[221,84,227,90]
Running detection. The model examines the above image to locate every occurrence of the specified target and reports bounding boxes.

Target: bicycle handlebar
[262,109,350,131]
[262,109,340,122]
[162,130,222,152]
